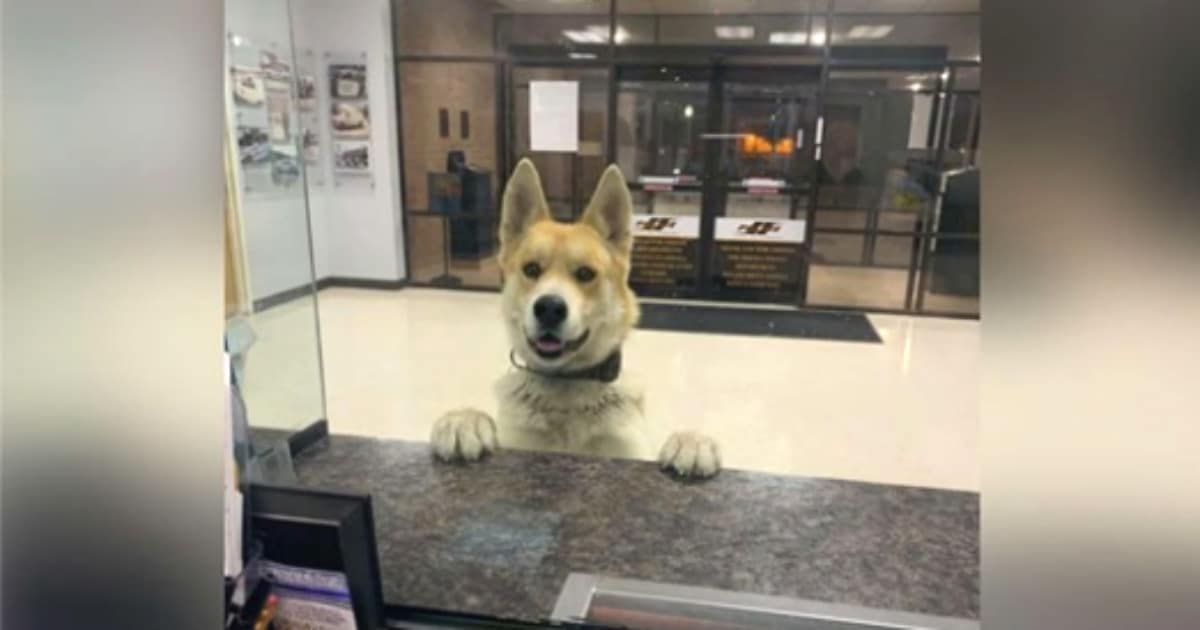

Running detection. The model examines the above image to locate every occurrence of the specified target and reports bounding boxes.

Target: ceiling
[493,0,979,16]
[490,0,980,59]
[498,13,979,59]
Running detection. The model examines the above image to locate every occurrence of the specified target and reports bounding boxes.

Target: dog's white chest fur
[493,370,650,459]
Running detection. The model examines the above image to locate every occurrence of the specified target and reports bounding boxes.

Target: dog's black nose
[533,294,568,328]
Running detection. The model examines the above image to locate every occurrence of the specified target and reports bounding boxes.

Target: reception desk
[291,434,979,626]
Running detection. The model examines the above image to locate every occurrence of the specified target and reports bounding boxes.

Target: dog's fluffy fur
[430,160,720,478]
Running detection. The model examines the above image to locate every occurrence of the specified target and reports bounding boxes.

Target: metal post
[605,0,618,164]
[697,64,725,298]
[914,66,957,311]
[905,70,948,310]
[800,1,834,306]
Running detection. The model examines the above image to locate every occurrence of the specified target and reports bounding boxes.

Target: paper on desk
[261,561,358,630]
[530,80,578,152]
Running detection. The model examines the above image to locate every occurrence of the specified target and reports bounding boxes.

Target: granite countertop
[292,434,979,623]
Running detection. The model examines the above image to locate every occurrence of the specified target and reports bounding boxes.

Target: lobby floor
[244,287,979,491]
[409,254,979,315]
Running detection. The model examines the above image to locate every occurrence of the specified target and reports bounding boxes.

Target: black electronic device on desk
[246,484,385,629]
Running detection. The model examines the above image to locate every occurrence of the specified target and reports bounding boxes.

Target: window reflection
[722,80,818,184]
[616,79,708,180]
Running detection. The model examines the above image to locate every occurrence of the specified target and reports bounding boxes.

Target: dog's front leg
[658,431,721,478]
[431,408,498,462]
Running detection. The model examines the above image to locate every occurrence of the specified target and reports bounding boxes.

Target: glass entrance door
[709,67,819,304]
[615,65,711,299]
[617,64,820,304]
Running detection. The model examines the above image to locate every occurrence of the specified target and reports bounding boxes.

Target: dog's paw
[431,408,498,462]
[658,431,721,479]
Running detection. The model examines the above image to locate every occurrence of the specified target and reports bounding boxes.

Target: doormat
[636,303,882,343]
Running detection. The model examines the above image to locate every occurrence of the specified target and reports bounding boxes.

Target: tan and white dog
[430,159,720,478]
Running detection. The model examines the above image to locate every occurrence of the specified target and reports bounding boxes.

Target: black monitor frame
[249,483,385,630]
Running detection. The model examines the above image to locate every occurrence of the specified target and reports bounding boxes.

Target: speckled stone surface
[292,434,979,623]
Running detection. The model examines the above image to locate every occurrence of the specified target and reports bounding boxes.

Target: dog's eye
[574,266,596,283]
[522,262,542,279]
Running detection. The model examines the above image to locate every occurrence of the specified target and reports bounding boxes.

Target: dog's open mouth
[528,330,589,360]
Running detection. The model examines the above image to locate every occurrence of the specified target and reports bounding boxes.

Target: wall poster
[232,69,265,107]
[628,214,700,297]
[333,141,370,171]
[326,50,373,191]
[331,101,370,138]
[228,34,303,196]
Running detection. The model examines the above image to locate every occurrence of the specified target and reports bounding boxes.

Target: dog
[430,159,720,478]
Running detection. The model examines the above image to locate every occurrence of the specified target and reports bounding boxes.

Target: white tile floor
[246,287,979,491]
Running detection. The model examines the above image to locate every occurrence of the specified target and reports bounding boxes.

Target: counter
[292,434,978,623]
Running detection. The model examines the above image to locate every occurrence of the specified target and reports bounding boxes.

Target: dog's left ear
[581,164,633,255]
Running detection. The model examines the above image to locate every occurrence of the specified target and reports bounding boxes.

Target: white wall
[292,0,406,283]
[228,0,406,303]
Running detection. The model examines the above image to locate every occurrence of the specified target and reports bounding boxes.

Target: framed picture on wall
[329,64,366,99]
[333,141,370,172]
[232,70,265,107]
[330,101,370,138]
[237,127,271,166]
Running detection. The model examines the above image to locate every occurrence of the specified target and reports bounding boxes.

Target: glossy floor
[247,287,979,491]
[408,254,979,314]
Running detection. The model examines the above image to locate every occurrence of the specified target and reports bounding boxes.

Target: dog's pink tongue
[536,336,563,352]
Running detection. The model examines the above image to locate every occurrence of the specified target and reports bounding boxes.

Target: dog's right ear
[499,159,550,261]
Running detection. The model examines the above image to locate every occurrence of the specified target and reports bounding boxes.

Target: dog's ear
[580,164,633,255]
[499,159,550,259]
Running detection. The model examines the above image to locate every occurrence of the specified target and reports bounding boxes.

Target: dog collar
[509,348,622,383]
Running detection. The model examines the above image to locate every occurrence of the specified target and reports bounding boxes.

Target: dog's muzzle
[528,329,589,360]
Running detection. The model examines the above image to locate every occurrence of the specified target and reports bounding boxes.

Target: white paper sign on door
[908,93,934,149]
[530,80,579,152]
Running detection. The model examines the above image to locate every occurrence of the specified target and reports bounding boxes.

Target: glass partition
[224,0,326,449]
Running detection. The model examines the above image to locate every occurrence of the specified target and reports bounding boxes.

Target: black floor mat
[636,303,882,343]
